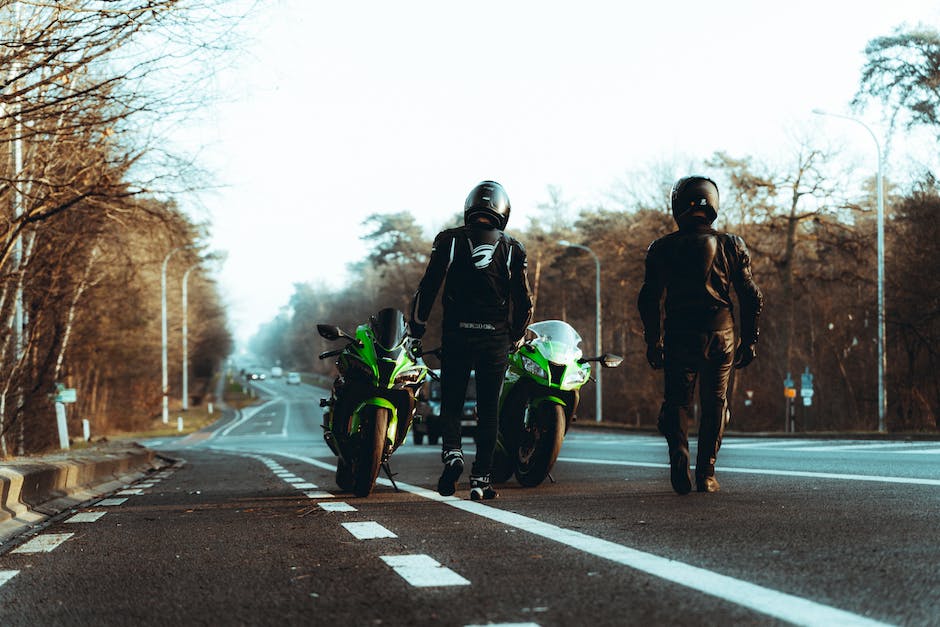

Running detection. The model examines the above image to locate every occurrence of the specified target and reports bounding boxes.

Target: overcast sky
[182,0,940,344]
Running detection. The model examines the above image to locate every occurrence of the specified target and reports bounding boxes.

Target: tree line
[1,1,241,456]
[251,25,940,433]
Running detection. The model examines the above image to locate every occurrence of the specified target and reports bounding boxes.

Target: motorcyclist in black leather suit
[637,175,763,494]
[409,180,533,500]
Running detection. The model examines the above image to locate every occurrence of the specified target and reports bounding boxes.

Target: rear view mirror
[317,324,341,340]
[318,324,356,342]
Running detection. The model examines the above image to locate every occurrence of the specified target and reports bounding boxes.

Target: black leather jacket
[637,223,763,346]
[411,224,533,340]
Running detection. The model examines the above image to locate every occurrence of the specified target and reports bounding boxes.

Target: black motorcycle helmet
[464,180,511,230]
[671,175,719,226]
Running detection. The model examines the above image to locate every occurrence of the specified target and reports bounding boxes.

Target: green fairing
[351,396,398,441]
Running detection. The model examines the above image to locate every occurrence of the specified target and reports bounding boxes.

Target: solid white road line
[13,533,74,554]
[0,571,18,587]
[281,400,291,437]
[65,512,107,523]
[342,521,398,540]
[276,451,892,627]
[785,442,936,452]
[96,498,128,506]
[380,555,471,587]
[556,456,940,487]
[319,502,356,512]
[466,623,540,627]
[218,400,279,437]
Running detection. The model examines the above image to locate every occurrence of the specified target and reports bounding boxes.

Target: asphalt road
[1,376,937,626]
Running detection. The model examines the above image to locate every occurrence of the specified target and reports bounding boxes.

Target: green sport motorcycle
[493,320,622,487]
[317,308,431,497]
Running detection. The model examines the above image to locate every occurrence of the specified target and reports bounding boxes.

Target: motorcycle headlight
[563,367,589,387]
[395,367,425,386]
[522,355,546,379]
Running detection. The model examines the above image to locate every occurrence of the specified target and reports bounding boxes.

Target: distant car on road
[286,372,302,385]
[270,366,283,378]
[247,371,266,381]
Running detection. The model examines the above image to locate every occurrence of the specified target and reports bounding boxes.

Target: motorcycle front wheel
[514,403,565,487]
[335,457,355,492]
[353,405,389,497]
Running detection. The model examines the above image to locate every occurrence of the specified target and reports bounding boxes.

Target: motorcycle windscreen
[527,320,583,364]
[370,307,407,360]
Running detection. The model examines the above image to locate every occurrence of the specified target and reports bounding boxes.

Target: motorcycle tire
[335,457,355,492]
[353,405,389,497]
[514,403,565,487]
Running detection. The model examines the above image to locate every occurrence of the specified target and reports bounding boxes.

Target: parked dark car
[413,370,477,445]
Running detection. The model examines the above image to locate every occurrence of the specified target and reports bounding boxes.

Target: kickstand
[548,472,556,484]
[383,462,400,492]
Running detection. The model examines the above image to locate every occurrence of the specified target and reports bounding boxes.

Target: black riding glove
[408,320,426,340]
[646,343,665,370]
[734,343,757,369]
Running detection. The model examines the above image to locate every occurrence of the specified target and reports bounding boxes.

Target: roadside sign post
[53,384,77,450]
[55,403,69,450]
[800,366,814,407]
[784,373,796,433]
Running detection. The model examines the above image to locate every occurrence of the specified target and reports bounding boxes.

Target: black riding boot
[658,405,692,495]
[695,453,720,493]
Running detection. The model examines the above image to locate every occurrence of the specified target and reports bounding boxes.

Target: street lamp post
[558,240,603,423]
[161,246,190,424]
[181,264,199,412]
[812,108,887,432]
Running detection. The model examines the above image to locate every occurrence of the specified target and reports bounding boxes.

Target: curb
[0,441,171,545]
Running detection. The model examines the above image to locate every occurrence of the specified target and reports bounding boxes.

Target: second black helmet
[464,180,511,230]
[671,175,719,225]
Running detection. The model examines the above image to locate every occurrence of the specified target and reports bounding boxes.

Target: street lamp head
[811,108,827,116]
[557,240,571,247]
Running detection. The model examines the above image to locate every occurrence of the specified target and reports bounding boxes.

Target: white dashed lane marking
[0,571,18,587]
[380,555,471,587]
[342,522,397,540]
[274,451,892,626]
[304,491,335,499]
[248,453,331,496]
[319,502,356,512]
[96,498,128,506]
[13,533,74,554]
[116,489,144,496]
[65,512,107,523]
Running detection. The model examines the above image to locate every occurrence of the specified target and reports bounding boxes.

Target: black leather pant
[657,328,735,469]
[440,330,509,476]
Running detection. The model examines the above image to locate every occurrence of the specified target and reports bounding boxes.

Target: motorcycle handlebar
[318,348,344,360]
